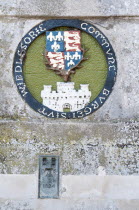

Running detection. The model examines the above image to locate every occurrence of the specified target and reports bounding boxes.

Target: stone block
[1,17,139,121]
[1,0,139,17]
[0,120,138,175]
[0,174,139,210]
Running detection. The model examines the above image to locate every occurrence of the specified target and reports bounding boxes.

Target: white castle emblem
[41,82,91,112]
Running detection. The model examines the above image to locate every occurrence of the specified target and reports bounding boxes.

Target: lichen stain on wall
[0,120,138,175]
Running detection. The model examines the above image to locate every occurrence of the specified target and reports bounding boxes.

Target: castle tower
[41,82,91,112]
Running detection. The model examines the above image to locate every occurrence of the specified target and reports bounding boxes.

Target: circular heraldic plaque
[13,19,117,119]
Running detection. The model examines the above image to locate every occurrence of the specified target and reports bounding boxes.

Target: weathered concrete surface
[0,174,139,199]
[0,174,139,210]
[0,120,139,175]
[62,175,139,199]
[0,0,139,17]
[1,199,139,210]
[1,17,139,121]
[0,175,36,199]
[1,1,139,209]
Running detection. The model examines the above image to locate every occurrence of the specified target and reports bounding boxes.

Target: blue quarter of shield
[64,52,83,70]
[46,31,64,52]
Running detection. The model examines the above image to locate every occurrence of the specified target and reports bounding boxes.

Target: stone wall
[0,0,139,209]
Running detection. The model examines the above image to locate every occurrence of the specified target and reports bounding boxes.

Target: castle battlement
[41,82,91,112]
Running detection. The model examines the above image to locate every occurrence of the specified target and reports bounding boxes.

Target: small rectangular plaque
[38,155,59,198]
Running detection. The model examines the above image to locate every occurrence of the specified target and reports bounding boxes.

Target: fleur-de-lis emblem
[45,30,87,82]
[51,41,60,52]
